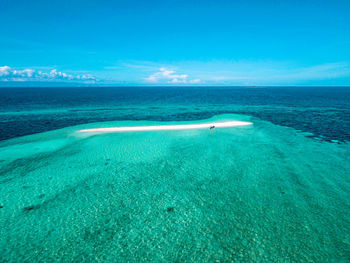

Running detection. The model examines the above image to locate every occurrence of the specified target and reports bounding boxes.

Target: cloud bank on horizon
[1,61,350,86]
[0,66,96,83]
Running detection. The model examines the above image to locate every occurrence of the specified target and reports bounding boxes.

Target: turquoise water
[1,113,350,262]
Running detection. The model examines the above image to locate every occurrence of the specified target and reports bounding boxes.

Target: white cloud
[145,67,200,84]
[0,66,96,82]
[12,69,35,78]
[0,66,11,77]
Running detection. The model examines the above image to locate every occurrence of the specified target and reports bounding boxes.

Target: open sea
[0,86,350,262]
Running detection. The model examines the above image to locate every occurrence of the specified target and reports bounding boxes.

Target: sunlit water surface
[0,87,350,262]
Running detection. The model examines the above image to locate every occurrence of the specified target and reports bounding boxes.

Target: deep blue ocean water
[1,86,349,142]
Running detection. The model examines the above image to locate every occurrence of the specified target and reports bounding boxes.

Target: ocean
[0,86,349,262]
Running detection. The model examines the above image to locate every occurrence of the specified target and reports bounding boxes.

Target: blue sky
[1,0,350,86]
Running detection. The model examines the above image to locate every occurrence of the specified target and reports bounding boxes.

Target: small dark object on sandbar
[210,126,215,129]
[166,207,175,212]
[23,205,36,211]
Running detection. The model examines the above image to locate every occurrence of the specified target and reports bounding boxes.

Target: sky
[1,0,350,86]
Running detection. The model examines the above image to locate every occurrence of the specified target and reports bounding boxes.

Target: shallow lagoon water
[0,114,350,262]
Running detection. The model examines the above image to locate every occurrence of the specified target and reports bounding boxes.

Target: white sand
[78,121,252,133]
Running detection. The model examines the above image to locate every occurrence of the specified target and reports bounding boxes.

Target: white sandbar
[78,121,252,133]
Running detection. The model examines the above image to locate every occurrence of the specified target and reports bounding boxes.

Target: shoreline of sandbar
[78,121,252,133]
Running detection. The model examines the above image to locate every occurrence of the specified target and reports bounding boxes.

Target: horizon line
[1,85,350,88]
